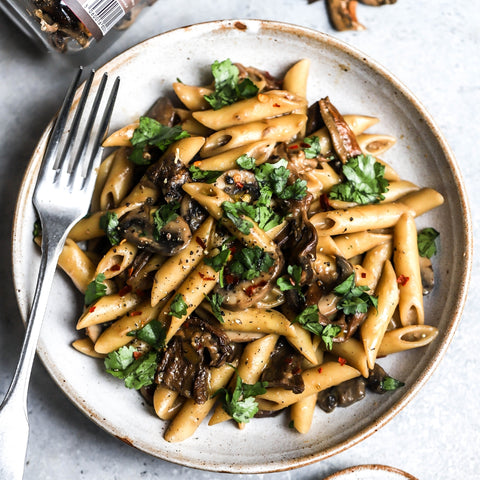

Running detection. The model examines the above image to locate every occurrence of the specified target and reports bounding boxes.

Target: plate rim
[11,18,473,473]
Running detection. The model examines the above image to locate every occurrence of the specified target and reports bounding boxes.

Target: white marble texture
[0,1,479,479]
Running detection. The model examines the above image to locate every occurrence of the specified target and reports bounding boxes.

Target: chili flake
[338,357,347,366]
[397,275,410,286]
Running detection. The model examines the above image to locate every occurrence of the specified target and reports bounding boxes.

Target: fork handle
[0,232,66,480]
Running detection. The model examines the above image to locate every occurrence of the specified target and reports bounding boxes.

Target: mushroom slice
[119,206,192,256]
[326,0,366,31]
[144,96,177,126]
[235,63,282,91]
[319,96,363,163]
[214,169,260,202]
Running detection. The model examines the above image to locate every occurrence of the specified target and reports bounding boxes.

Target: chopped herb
[33,220,42,239]
[229,246,274,281]
[204,244,231,287]
[276,265,304,299]
[329,154,389,204]
[204,59,259,110]
[152,202,180,240]
[215,370,268,424]
[130,116,190,165]
[381,376,405,392]
[236,154,256,170]
[333,273,378,315]
[294,304,341,350]
[127,319,166,350]
[221,201,254,235]
[417,227,439,258]
[189,165,223,183]
[205,293,225,323]
[99,211,121,245]
[84,273,107,306]
[302,136,322,159]
[169,293,188,318]
[104,346,157,389]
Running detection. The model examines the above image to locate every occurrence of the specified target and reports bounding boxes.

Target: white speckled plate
[324,464,418,479]
[12,19,471,473]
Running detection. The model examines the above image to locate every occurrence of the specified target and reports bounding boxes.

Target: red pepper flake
[225,274,238,285]
[235,181,244,189]
[193,160,201,167]
[127,266,134,277]
[88,305,96,313]
[284,356,294,365]
[361,272,367,278]
[273,103,281,107]
[338,357,347,366]
[397,275,410,286]
[129,310,142,317]
[133,351,142,360]
[195,236,206,249]
[118,285,132,296]
[245,280,267,297]
[292,367,302,375]
[288,144,299,150]
[110,264,121,272]
[198,272,215,281]
[319,193,332,211]
[318,367,323,374]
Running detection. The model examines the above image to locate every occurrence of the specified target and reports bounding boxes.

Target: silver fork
[0,68,120,480]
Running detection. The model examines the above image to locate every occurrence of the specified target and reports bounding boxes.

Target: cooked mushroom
[155,316,236,404]
[214,169,260,202]
[319,96,363,163]
[326,0,365,31]
[317,376,367,412]
[179,196,208,232]
[419,256,435,295]
[235,63,282,91]
[119,206,192,256]
[260,338,305,394]
[144,96,178,126]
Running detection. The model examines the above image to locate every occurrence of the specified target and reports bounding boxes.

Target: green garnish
[168,293,188,318]
[333,273,378,315]
[236,154,256,170]
[152,202,180,240]
[127,319,166,350]
[229,246,274,281]
[188,165,223,183]
[204,244,231,287]
[130,116,190,165]
[84,273,107,306]
[380,376,405,391]
[99,211,121,246]
[215,371,268,424]
[276,265,304,300]
[205,293,225,323]
[417,227,439,258]
[294,305,341,350]
[104,346,157,390]
[329,154,389,204]
[204,59,259,110]
[302,136,322,159]
[33,220,42,239]
[221,201,254,235]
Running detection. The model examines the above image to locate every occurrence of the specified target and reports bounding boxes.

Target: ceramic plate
[324,464,418,479]
[12,19,471,473]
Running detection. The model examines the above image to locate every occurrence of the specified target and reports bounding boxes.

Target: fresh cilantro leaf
[222,201,254,235]
[33,220,42,239]
[152,202,180,240]
[215,372,268,424]
[205,293,225,323]
[99,211,121,245]
[236,154,256,170]
[104,346,157,390]
[127,319,166,350]
[169,293,188,318]
[130,117,190,165]
[204,59,259,110]
[204,244,231,287]
[189,165,223,183]
[84,273,107,306]
[278,178,308,200]
[302,136,322,159]
[333,273,378,315]
[380,376,405,391]
[276,265,304,298]
[417,227,439,258]
[294,305,341,350]
[229,246,274,281]
[329,154,389,204]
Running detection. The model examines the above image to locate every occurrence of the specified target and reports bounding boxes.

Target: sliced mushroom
[179,196,208,232]
[317,376,367,412]
[235,63,282,91]
[214,169,260,202]
[144,96,177,126]
[326,0,366,31]
[319,96,363,163]
[419,256,435,295]
[119,206,192,256]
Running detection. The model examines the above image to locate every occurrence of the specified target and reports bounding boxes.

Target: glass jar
[0,0,154,53]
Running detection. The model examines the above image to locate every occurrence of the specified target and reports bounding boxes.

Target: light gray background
[1,1,479,478]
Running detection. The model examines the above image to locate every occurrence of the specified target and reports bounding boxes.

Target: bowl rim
[11,18,473,473]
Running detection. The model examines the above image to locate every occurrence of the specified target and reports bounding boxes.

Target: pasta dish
[37,58,443,441]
